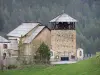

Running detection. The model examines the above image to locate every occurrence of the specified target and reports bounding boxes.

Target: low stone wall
[0,55,34,69]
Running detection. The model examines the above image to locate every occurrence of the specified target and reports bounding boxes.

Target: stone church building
[6,13,80,62]
[7,23,51,57]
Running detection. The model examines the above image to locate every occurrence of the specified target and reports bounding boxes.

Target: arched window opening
[80,51,82,56]
[3,44,8,49]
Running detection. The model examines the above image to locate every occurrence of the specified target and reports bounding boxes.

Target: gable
[24,26,49,43]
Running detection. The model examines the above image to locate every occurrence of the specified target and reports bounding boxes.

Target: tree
[17,36,25,65]
[96,52,100,65]
[35,42,50,64]
[1,0,100,54]
[0,11,4,31]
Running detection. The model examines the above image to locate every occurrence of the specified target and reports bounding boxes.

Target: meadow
[0,57,100,75]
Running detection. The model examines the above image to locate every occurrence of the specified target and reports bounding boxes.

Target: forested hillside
[0,0,100,53]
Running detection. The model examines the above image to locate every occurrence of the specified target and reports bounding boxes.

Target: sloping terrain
[0,57,100,75]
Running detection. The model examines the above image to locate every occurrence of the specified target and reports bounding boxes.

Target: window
[71,55,75,59]
[3,44,8,49]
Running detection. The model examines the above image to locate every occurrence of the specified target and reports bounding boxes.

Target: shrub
[35,42,50,64]
[96,52,100,64]
[8,65,17,69]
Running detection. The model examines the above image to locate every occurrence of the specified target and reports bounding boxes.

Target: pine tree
[36,42,50,64]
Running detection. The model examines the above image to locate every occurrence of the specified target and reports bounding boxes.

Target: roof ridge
[55,14,64,22]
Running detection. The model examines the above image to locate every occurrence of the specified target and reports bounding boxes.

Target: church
[5,13,83,62]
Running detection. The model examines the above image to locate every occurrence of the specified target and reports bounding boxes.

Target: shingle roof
[0,36,10,43]
[24,26,45,43]
[50,13,77,22]
[7,23,39,37]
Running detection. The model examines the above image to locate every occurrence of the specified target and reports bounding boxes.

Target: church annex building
[0,13,84,63]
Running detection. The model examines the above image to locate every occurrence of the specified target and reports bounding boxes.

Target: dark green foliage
[18,36,23,59]
[96,52,100,64]
[17,36,25,64]
[7,65,17,69]
[0,11,4,31]
[0,0,100,54]
[35,42,50,64]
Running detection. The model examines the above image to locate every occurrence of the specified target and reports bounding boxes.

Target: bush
[96,52,100,64]
[35,42,50,64]
[8,65,17,69]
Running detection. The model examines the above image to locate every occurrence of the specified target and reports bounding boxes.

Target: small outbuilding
[77,48,84,60]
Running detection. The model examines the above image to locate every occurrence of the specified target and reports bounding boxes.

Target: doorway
[61,57,69,61]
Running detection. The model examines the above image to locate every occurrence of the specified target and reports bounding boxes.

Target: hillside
[1,57,100,75]
[0,0,100,53]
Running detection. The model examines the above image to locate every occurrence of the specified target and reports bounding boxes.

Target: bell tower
[50,13,77,61]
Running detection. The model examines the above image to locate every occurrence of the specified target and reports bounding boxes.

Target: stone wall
[51,30,76,61]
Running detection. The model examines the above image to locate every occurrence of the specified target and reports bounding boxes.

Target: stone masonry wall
[51,30,76,61]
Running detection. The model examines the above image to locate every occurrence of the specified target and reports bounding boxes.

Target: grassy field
[0,57,100,75]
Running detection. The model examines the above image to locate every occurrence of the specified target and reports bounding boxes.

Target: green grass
[0,57,100,75]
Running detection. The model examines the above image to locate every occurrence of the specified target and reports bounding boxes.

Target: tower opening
[52,22,75,30]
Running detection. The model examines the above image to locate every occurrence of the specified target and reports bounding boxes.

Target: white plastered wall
[77,48,84,60]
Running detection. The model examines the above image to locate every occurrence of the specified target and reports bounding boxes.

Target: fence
[83,54,96,60]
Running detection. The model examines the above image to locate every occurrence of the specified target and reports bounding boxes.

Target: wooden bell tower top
[50,13,77,30]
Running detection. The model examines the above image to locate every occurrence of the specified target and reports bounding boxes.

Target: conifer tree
[17,35,24,64]
[36,42,50,64]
